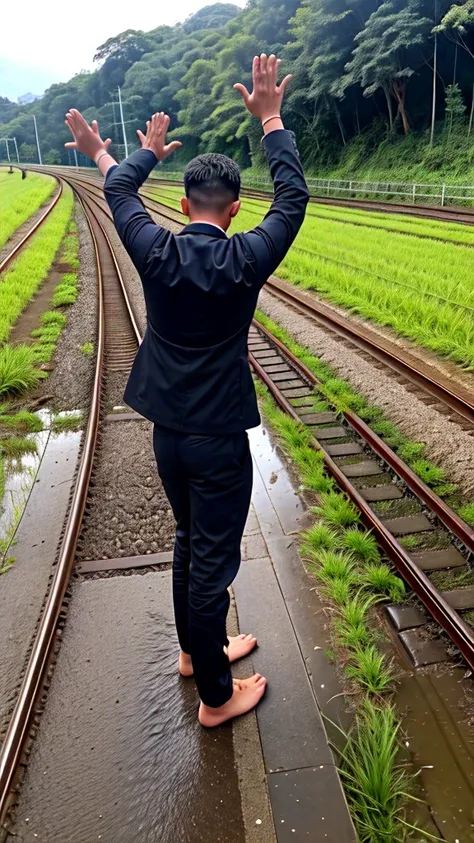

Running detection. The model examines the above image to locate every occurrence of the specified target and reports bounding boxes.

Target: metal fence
[238,175,474,207]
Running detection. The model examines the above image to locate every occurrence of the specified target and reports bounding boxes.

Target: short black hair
[184,153,241,212]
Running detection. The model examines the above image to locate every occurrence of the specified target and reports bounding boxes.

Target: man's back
[103,129,309,433]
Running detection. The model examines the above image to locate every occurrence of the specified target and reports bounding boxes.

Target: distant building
[17,92,42,105]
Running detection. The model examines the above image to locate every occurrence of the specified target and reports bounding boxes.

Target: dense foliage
[1,0,474,173]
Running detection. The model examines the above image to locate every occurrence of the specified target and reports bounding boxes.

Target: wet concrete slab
[0,431,81,734]
[410,547,467,571]
[268,767,357,842]
[385,603,428,631]
[399,628,450,667]
[361,484,404,501]
[234,426,356,841]
[383,514,434,535]
[12,573,249,843]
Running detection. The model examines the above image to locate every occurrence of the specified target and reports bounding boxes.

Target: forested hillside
[2,0,474,179]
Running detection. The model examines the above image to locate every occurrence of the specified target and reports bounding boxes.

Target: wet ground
[8,425,356,842]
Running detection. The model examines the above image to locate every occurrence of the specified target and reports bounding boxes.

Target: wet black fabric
[153,426,253,708]
[103,129,309,434]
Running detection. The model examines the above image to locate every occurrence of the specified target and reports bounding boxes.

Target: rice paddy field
[148,183,474,372]
[0,169,56,250]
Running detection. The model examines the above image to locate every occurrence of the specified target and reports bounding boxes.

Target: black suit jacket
[104,129,309,434]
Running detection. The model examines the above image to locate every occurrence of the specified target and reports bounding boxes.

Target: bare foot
[199,675,267,727]
[179,634,258,678]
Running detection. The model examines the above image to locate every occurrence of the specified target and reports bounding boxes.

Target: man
[65,54,309,727]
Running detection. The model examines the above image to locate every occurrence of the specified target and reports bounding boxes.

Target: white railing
[239,175,474,207]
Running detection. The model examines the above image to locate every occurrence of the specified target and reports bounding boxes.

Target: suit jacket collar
[179,222,228,239]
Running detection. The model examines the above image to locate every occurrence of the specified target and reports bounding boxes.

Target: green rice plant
[0,186,74,342]
[0,436,38,460]
[339,529,381,564]
[51,413,83,432]
[301,523,338,555]
[338,700,423,843]
[0,171,55,249]
[346,645,393,694]
[0,345,46,397]
[313,492,360,528]
[31,324,64,342]
[457,502,474,526]
[410,460,446,487]
[0,410,43,433]
[363,564,406,602]
[52,286,77,307]
[433,483,458,498]
[80,342,94,356]
[41,311,67,327]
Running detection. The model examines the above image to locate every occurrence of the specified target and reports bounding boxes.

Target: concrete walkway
[10,426,356,842]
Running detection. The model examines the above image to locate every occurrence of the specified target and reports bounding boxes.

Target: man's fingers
[163,141,182,157]
[260,53,268,75]
[233,83,250,103]
[104,138,112,149]
[64,142,78,149]
[137,129,146,144]
[92,120,99,135]
[278,74,293,95]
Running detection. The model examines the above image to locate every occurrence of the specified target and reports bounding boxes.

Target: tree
[345,0,432,135]
[183,3,240,33]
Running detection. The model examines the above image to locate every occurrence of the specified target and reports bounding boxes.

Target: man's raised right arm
[234,54,310,280]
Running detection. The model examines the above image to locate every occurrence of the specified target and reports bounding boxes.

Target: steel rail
[264,277,474,429]
[0,186,140,822]
[0,179,63,274]
[249,322,474,672]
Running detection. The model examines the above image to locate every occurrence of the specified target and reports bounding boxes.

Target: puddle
[399,667,474,841]
[0,428,50,562]
[1,408,84,564]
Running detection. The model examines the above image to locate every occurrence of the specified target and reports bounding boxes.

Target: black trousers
[153,426,253,708]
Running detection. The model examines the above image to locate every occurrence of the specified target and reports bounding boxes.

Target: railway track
[0,180,141,824]
[2,164,474,826]
[248,319,474,670]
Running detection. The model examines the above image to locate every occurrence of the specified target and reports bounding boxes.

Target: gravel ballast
[44,204,98,411]
[77,420,175,562]
[259,287,474,499]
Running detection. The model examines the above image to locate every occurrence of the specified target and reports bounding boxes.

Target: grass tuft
[362,564,406,602]
[339,700,417,843]
[339,529,381,564]
[313,492,360,528]
[301,523,338,555]
[0,345,46,396]
[346,645,393,694]
[80,342,94,356]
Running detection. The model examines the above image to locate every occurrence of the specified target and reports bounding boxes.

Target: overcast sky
[0,0,247,101]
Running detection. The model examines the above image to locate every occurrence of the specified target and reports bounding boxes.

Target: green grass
[0,436,38,460]
[0,170,55,250]
[148,181,474,371]
[256,378,434,842]
[0,409,43,433]
[80,342,94,356]
[255,310,474,517]
[346,646,393,694]
[338,700,421,843]
[0,186,74,342]
[51,412,83,432]
[0,345,46,397]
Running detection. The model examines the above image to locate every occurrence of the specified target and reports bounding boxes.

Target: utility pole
[33,115,43,164]
[117,86,129,159]
[12,137,19,163]
[0,138,11,162]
